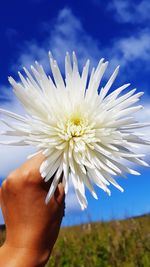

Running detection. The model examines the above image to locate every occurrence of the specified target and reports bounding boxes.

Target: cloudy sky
[0,0,150,226]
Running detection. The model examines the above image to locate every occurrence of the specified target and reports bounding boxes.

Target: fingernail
[55,183,65,205]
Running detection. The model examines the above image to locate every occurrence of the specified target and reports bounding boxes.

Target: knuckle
[22,169,32,180]
[3,167,40,191]
[2,167,39,193]
[21,169,37,186]
[7,170,18,180]
[4,169,32,191]
[6,170,19,187]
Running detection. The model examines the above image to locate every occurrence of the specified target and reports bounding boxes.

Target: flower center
[57,109,95,143]
[67,114,87,138]
[70,116,81,126]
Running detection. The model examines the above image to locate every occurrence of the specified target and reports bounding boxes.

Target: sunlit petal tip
[138,91,144,97]
[104,61,109,66]
[81,203,87,210]
[92,192,98,200]
[48,50,53,57]
[8,76,15,84]
[131,170,141,176]
[144,162,150,167]
[72,51,76,56]
[139,105,143,110]
[107,189,111,196]
[65,186,68,195]
[100,58,105,63]
[120,188,124,193]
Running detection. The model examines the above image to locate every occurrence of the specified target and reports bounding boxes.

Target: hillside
[0,215,150,267]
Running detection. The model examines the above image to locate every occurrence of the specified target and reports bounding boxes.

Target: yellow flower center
[70,116,81,126]
[67,115,86,138]
[57,110,94,143]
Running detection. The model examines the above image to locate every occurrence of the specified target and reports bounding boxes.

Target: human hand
[0,153,65,266]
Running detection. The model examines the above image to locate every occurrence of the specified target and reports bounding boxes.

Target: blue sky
[0,0,150,226]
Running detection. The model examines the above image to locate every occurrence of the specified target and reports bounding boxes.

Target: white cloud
[104,29,150,76]
[10,7,150,79]
[14,8,100,72]
[47,8,100,66]
[134,103,150,159]
[117,32,150,62]
[0,86,13,102]
[91,2,150,73]
[108,0,150,24]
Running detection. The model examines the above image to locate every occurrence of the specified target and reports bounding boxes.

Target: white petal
[45,164,63,204]
[99,66,120,101]
[71,173,87,210]
[0,108,27,122]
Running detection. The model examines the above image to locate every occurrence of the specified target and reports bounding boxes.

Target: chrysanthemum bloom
[0,52,149,209]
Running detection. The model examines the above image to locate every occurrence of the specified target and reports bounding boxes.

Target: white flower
[0,52,149,209]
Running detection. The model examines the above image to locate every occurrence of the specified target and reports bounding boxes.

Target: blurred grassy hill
[0,214,150,267]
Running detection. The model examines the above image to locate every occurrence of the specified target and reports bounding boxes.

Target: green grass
[0,215,150,267]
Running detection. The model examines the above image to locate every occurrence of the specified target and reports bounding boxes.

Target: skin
[0,153,65,267]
